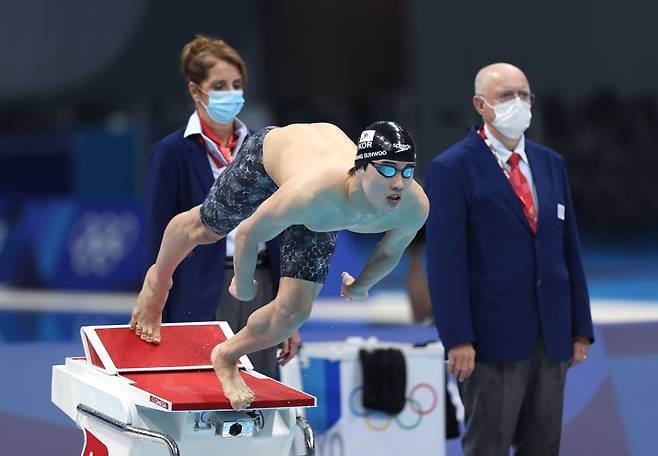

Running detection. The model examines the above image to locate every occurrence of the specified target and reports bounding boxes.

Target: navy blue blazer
[144,125,280,323]
[425,128,594,362]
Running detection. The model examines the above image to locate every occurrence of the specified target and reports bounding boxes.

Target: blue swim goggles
[371,162,415,179]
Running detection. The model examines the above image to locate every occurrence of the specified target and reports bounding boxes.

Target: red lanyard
[478,128,512,180]
[198,135,228,169]
[197,113,236,168]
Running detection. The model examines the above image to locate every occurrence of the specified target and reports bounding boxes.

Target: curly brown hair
[180,34,247,86]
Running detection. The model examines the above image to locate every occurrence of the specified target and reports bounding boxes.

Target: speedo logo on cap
[392,142,411,152]
[359,130,376,143]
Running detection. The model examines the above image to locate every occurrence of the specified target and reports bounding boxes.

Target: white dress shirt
[484,124,539,212]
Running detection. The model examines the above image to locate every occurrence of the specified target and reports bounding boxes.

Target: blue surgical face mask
[199,88,245,124]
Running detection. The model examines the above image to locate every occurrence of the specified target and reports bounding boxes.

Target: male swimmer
[131,121,429,410]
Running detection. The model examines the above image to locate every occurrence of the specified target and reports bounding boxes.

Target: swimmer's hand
[130,265,169,344]
[229,276,258,301]
[277,332,302,366]
[340,272,368,300]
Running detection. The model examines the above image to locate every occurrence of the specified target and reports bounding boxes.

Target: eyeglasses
[371,163,415,179]
[479,90,536,104]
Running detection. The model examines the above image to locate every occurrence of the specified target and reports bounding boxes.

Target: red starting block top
[81,322,252,374]
[77,322,315,411]
[125,370,315,411]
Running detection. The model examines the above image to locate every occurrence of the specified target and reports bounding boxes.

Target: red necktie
[508,152,537,232]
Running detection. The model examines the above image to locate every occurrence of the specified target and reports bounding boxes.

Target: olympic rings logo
[348,383,439,431]
[67,210,140,277]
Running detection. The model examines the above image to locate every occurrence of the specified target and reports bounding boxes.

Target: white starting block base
[51,323,316,456]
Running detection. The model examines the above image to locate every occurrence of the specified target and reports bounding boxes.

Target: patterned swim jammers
[200,126,337,283]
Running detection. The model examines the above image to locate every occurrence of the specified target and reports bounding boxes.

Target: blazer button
[536,279,542,287]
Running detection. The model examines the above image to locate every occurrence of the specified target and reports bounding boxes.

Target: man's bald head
[474,63,529,96]
[472,63,533,146]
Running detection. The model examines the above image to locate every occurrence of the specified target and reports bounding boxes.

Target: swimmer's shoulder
[314,123,355,143]
[310,122,343,132]
[285,167,347,201]
[295,122,354,144]
[269,123,355,156]
[400,183,429,227]
[268,122,343,140]
[273,122,340,132]
[271,174,343,222]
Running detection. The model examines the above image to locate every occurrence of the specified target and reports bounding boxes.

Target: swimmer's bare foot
[211,344,255,410]
[130,265,171,344]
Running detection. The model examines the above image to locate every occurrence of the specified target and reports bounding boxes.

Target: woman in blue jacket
[144,35,297,377]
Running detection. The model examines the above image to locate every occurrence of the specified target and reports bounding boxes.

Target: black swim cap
[354,121,416,170]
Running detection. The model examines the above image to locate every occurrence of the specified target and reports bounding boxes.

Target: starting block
[51,322,316,455]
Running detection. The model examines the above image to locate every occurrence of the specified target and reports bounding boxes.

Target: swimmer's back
[263,123,357,186]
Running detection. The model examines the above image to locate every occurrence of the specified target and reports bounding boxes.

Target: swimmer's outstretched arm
[343,192,429,299]
[130,205,221,343]
[230,188,309,301]
[341,227,418,299]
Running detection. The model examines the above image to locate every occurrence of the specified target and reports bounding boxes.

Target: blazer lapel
[525,142,550,235]
[184,136,215,193]
[465,129,532,233]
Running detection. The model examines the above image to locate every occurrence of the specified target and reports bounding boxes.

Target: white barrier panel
[282,338,446,456]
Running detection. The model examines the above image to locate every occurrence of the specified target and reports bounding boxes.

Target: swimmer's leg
[211,277,322,410]
[131,205,222,343]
